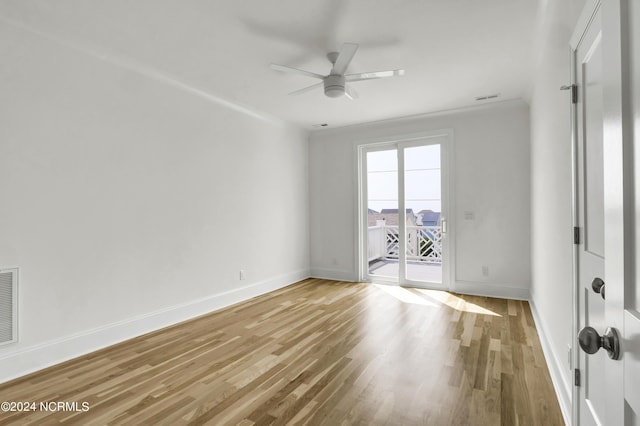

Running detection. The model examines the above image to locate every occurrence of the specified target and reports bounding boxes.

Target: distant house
[380,208,415,215]
[418,210,441,226]
[368,209,417,227]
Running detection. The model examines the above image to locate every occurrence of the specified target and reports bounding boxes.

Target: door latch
[560,84,578,104]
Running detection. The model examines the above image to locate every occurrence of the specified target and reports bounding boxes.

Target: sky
[367,144,441,214]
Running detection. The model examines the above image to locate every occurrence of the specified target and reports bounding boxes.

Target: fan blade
[289,82,323,96]
[270,63,325,80]
[344,84,359,100]
[345,69,405,82]
[330,42,359,75]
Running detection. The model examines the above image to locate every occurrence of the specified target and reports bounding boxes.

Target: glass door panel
[366,149,398,280]
[404,145,442,284]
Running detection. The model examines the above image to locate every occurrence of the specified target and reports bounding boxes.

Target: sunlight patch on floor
[373,283,501,316]
[415,288,502,316]
[373,284,439,307]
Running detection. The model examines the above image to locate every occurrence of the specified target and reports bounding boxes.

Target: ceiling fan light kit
[271,42,404,100]
[324,74,346,98]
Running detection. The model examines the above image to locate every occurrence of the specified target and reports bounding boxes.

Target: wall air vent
[475,93,501,101]
[0,268,18,345]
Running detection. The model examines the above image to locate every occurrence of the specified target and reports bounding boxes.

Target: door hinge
[574,368,581,386]
[560,84,578,104]
[573,227,580,245]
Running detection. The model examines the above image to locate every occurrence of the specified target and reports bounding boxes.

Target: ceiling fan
[270,43,404,99]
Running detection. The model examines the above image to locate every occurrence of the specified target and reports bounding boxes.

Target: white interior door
[575,7,608,424]
[624,0,640,423]
[573,1,640,424]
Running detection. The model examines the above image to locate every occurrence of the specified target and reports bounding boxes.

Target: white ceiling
[0,0,540,129]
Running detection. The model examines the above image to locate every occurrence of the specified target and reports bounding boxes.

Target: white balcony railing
[368,224,442,264]
[368,225,387,261]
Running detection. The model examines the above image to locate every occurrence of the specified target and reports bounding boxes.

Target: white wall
[528,0,585,420]
[309,100,531,298]
[0,19,309,383]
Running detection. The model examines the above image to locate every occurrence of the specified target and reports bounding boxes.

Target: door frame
[570,0,630,424]
[354,129,454,290]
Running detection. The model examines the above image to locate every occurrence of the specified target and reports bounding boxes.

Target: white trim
[354,129,454,289]
[569,22,581,426]
[353,141,365,281]
[442,132,455,290]
[312,99,526,135]
[0,16,286,126]
[398,146,407,283]
[529,297,572,426]
[353,129,453,149]
[570,0,601,49]
[309,268,357,282]
[0,269,310,385]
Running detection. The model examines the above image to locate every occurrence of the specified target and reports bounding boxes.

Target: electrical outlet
[239,269,246,280]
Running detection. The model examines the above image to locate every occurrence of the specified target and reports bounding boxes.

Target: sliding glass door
[361,135,450,289]
[366,148,400,280]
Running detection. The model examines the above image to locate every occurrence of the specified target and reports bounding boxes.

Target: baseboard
[0,268,310,385]
[309,267,356,282]
[528,297,572,425]
[451,280,530,300]
[307,273,529,299]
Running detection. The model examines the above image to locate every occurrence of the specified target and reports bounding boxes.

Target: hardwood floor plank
[0,279,564,425]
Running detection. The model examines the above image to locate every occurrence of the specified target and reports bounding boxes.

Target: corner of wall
[309,268,357,282]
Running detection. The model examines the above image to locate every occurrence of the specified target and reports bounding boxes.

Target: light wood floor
[0,279,564,425]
